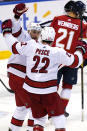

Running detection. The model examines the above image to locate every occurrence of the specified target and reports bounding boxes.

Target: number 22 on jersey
[31,55,50,73]
[56,28,75,50]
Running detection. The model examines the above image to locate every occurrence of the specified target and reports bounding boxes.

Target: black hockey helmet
[64,1,76,13]
[64,0,86,17]
[75,1,86,16]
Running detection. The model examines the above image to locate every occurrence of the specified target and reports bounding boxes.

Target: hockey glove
[13,3,28,19]
[76,40,87,59]
[2,19,12,36]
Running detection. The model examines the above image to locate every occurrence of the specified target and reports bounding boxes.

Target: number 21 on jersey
[56,28,75,50]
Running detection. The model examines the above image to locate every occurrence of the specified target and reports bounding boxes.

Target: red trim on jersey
[55,129,65,131]
[34,125,44,131]
[25,76,57,88]
[7,63,26,73]
[58,64,62,68]
[70,55,79,68]
[28,119,34,127]
[62,82,72,89]
[12,28,22,37]
[12,42,19,54]
[11,117,24,127]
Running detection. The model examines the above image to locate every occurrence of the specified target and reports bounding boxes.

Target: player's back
[23,40,74,94]
[51,15,87,53]
[26,42,60,81]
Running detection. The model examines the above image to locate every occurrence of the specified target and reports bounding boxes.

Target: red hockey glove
[76,40,87,59]
[13,3,28,19]
[2,19,12,36]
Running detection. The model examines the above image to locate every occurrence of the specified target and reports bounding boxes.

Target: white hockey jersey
[5,34,83,94]
[7,18,31,78]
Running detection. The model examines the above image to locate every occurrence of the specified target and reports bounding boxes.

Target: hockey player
[7,3,41,131]
[2,18,87,131]
[50,0,87,116]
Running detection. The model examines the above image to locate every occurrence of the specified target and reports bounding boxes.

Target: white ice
[0,60,87,131]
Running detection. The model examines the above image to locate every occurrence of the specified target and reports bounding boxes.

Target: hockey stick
[80,14,84,121]
[0,78,14,93]
[81,65,84,121]
[40,20,52,28]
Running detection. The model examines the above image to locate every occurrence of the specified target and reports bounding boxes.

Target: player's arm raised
[2,19,32,56]
[12,3,29,42]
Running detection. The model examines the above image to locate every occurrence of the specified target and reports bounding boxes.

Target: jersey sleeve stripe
[12,42,19,54]
[12,28,22,37]
[70,54,79,68]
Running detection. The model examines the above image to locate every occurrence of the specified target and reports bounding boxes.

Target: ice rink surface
[0,60,87,131]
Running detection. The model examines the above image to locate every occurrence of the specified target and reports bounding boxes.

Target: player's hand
[76,40,87,59]
[13,3,29,19]
[2,19,12,36]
